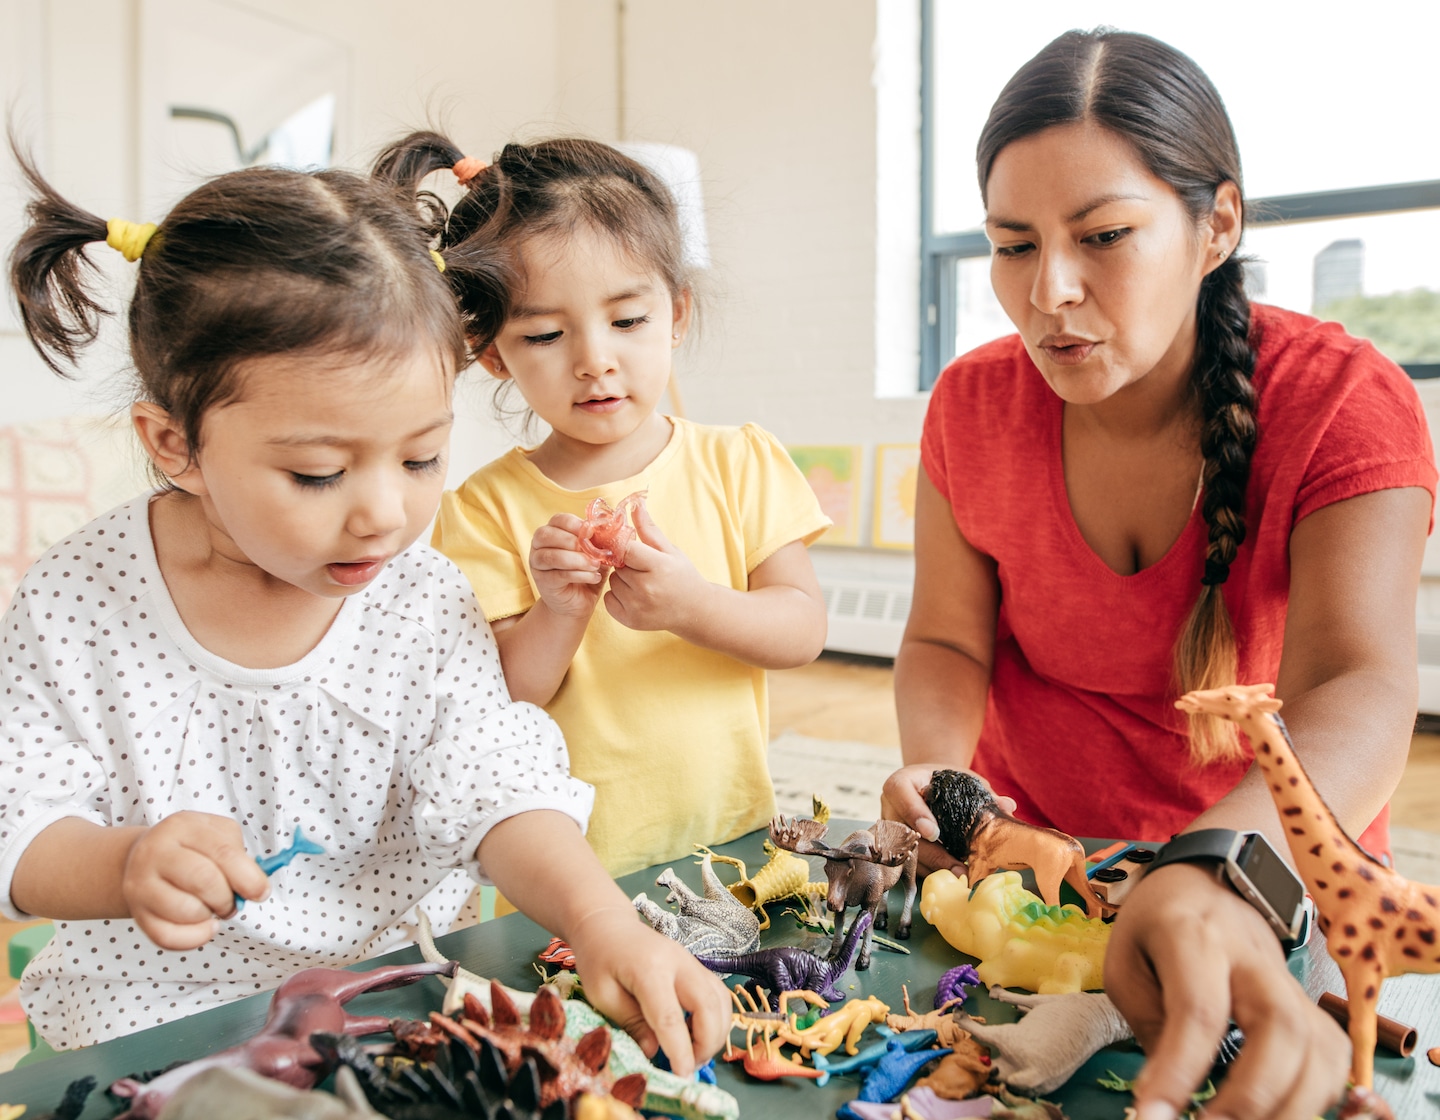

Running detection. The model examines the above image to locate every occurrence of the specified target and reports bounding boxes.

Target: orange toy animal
[924,770,1107,919]
[578,492,646,568]
[1177,683,1440,1119]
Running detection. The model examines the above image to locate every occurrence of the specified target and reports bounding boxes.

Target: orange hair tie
[452,157,488,186]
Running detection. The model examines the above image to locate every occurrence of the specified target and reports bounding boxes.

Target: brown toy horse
[924,770,1108,919]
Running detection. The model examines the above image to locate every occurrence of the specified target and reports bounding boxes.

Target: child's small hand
[121,812,270,950]
[566,906,731,1076]
[604,505,712,632]
[530,514,607,619]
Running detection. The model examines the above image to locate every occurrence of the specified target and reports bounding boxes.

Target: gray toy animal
[632,850,761,957]
[768,815,919,970]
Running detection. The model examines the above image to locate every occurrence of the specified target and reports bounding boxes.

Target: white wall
[1,0,576,483]
[3,1,921,531]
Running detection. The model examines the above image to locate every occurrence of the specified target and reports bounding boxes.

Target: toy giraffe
[1177,683,1439,1114]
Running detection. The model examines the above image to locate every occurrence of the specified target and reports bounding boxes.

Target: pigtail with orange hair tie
[452,157,488,186]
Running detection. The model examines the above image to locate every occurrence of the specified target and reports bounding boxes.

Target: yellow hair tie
[430,249,446,273]
[106,218,158,263]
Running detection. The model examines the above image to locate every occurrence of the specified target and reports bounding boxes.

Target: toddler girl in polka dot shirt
[0,149,729,1066]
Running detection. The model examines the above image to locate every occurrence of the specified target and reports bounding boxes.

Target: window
[920,0,1440,387]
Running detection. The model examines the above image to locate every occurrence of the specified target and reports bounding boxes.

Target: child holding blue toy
[0,150,729,1065]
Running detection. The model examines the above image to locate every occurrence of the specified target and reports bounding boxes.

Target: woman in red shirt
[883,28,1435,1120]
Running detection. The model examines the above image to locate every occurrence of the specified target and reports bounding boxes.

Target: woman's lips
[1040,341,1096,365]
[327,559,384,586]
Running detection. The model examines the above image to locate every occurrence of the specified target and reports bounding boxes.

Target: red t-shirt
[921,304,1437,854]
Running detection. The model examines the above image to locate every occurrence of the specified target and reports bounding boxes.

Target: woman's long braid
[1176,254,1258,763]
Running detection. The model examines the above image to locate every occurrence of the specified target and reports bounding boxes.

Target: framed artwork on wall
[788,445,862,546]
[873,443,920,550]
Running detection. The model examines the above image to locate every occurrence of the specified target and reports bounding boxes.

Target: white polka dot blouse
[0,495,594,1048]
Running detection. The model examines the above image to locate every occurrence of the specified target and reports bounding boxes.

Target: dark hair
[924,769,1002,858]
[372,131,690,350]
[978,29,1256,764]
[8,147,469,472]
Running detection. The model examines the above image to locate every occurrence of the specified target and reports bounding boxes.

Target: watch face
[1235,833,1305,935]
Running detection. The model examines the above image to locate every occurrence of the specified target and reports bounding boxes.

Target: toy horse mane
[925,770,1000,857]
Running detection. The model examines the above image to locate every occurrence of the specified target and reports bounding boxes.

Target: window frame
[918,0,1440,388]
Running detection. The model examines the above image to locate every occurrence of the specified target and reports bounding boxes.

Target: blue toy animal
[812,1028,937,1087]
[233,826,325,910]
[858,1038,951,1102]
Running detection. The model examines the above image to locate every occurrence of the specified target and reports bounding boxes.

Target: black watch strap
[1149,828,1241,873]
[1151,828,1308,950]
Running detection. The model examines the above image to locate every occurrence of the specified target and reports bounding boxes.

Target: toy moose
[768,815,919,970]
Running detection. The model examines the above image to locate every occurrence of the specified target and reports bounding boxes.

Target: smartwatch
[1149,828,1308,950]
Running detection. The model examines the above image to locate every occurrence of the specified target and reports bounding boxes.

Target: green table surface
[0,826,1437,1117]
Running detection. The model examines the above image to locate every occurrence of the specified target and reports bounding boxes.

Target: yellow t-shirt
[433,418,831,876]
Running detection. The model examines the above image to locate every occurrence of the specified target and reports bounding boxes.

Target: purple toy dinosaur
[109,959,457,1119]
[695,912,873,1010]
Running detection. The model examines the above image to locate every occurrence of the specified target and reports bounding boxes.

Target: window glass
[951,257,1010,360]
[931,0,1439,235]
[1245,210,1440,370]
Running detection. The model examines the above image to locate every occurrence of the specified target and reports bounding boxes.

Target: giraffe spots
[1419,928,1436,945]
[1380,897,1399,913]
[1259,742,1271,754]
[1309,843,1323,857]
[1396,926,1407,939]
[1289,776,1299,786]
[1290,826,1305,836]
[1337,946,1353,957]
[1357,865,1376,882]
[1272,783,1282,793]
[1344,924,1358,937]
[1361,944,1377,960]
[1368,917,1385,930]
[1332,861,1345,873]
[1282,806,1303,817]
[1315,880,1328,890]
[1365,984,1377,999]
[1407,909,1423,922]
[1426,893,1438,908]
[1404,946,1422,959]
[1339,888,1353,899]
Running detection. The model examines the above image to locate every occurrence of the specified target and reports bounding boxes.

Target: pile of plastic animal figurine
[625,805,1104,1118]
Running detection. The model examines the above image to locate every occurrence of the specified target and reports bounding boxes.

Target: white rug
[768,732,901,820]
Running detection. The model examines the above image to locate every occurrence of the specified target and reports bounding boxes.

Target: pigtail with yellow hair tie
[429,249,446,273]
[452,157,487,186]
[106,218,158,263]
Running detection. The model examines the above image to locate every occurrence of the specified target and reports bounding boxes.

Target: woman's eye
[292,471,343,489]
[405,456,444,475]
[1088,228,1131,247]
[523,331,562,345]
[993,243,1033,259]
[613,315,651,330]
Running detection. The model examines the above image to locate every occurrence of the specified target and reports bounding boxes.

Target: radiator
[813,550,915,659]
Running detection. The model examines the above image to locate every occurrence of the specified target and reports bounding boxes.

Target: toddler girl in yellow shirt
[383,132,831,876]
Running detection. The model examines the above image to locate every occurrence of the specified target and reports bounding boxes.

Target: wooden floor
[769,653,1440,832]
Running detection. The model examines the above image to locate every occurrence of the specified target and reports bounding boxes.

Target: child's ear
[131,402,206,495]
[478,342,511,381]
[671,288,694,348]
